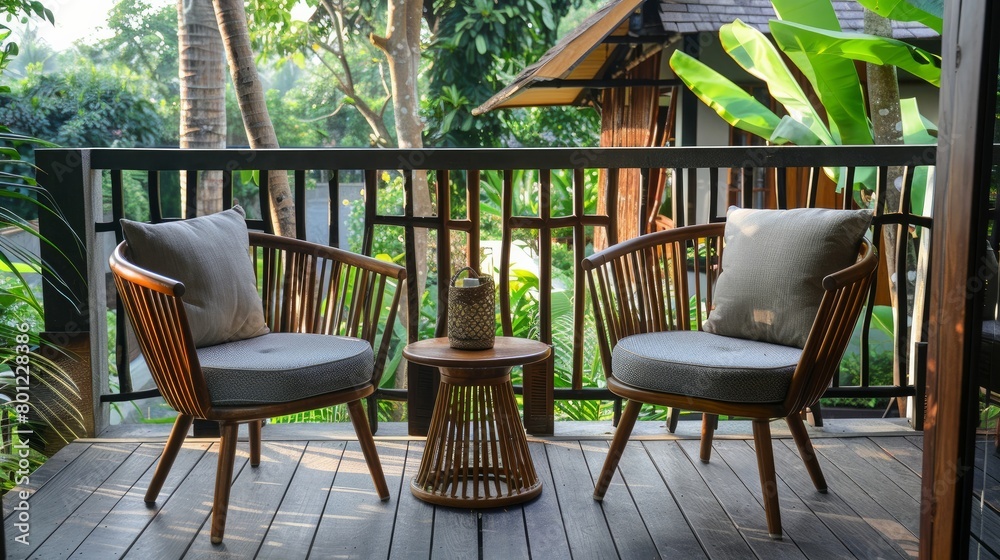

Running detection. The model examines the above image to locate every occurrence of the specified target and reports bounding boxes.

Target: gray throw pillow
[703,207,872,348]
[120,206,269,348]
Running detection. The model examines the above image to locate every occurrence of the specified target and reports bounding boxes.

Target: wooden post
[921,1,998,557]
[35,149,110,439]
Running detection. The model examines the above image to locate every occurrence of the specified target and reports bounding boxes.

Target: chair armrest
[581,223,726,382]
[249,232,407,387]
[109,242,211,417]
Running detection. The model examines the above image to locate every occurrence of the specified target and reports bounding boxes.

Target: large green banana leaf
[769,0,871,146]
[771,116,824,145]
[900,97,937,217]
[854,0,943,34]
[770,0,841,31]
[770,20,941,87]
[668,51,782,140]
[720,20,835,145]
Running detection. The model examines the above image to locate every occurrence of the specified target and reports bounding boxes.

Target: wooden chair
[582,221,877,539]
[110,232,406,544]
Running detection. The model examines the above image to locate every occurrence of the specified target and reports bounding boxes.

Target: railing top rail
[37,145,939,172]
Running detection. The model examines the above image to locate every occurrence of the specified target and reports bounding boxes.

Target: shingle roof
[659,0,939,39]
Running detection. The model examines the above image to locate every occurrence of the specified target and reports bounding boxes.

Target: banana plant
[669,0,940,198]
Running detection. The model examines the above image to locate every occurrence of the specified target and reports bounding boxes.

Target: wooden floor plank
[124,443,250,560]
[28,443,161,560]
[971,533,1000,559]
[2,442,89,519]
[71,442,210,560]
[811,438,920,537]
[713,439,855,560]
[974,442,1000,513]
[5,442,138,560]
[970,500,1000,557]
[676,440,806,560]
[184,442,306,559]
[545,440,618,559]
[481,507,529,560]
[773,440,912,559]
[903,436,923,451]
[388,442,434,560]
[617,441,706,559]
[430,507,478,560]
[255,441,345,560]
[521,442,572,560]
[309,440,407,559]
[580,440,660,559]
[870,437,923,477]
[644,440,754,560]
[3,430,934,560]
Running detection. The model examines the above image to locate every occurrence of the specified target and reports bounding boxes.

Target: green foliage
[669,0,940,197]
[82,0,179,100]
[0,0,53,87]
[423,0,595,147]
[822,350,894,408]
[854,0,943,34]
[0,62,165,148]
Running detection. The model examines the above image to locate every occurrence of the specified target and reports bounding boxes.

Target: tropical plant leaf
[854,0,943,34]
[770,0,841,31]
[668,51,782,140]
[771,20,873,145]
[900,97,936,216]
[871,304,895,337]
[720,20,835,145]
[768,0,872,146]
[771,115,824,145]
[770,20,941,87]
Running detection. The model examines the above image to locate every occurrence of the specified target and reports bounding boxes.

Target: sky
[18,0,170,52]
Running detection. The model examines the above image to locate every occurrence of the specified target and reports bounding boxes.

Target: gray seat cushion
[612,331,802,404]
[197,333,374,406]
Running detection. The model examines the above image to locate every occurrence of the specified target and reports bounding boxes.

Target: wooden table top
[403,337,551,369]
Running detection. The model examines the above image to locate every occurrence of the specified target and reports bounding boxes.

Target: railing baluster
[41,146,938,434]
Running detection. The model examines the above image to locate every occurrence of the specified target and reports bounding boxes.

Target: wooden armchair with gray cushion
[582,207,876,539]
[109,206,406,544]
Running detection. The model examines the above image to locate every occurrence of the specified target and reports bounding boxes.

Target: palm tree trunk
[178,0,226,217]
[213,0,295,237]
[372,0,429,409]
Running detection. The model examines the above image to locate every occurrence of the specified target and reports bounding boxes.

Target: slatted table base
[411,369,541,507]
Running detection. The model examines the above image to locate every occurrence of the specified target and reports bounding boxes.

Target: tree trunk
[864,9,913,415]
[213,0,295,237]
[178,0,226,217]
[371,0,429,410]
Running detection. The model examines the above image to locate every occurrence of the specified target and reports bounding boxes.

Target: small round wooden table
[403,337,551,508]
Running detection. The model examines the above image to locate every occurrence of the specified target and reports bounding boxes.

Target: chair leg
[666,407,681,433]
[595,399,641,501]
[786,414,827,493]
[700,413,717,463]
[347,399,389,501]
[751,419,782,540]
[211,422,240,545]
[249,420,262,468]
[144,414,194,503]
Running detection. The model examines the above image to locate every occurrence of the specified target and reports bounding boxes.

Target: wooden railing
[34,145,936,436]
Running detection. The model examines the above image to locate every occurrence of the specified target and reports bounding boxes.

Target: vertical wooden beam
[36,149,110,438]
[921,1,998,557]
[679,33,700,148]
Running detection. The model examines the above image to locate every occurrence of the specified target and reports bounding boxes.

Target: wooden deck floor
[0,421,994,559]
